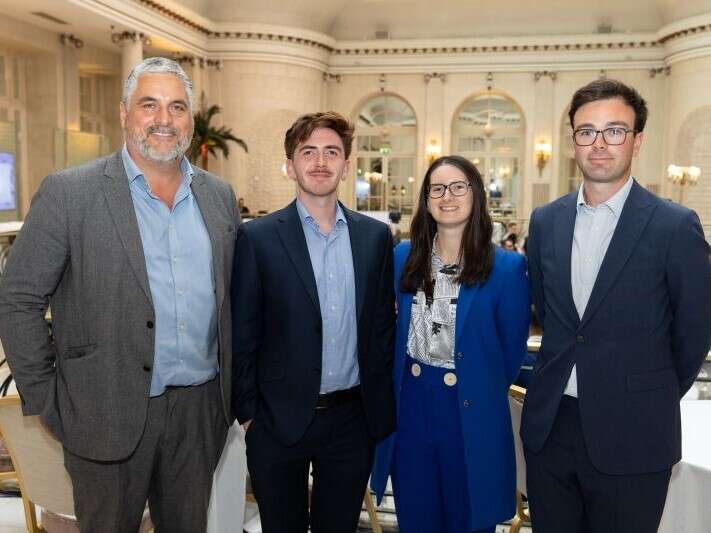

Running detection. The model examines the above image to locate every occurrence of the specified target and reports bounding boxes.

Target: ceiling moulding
[333,33,661,56]
[68,0,208,55]
[327,59,665,75]
[657,12,711,44]
[132,0,335,51]
[657,14,711,64]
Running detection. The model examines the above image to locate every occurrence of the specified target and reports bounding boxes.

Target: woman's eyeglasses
[427,181,471,199]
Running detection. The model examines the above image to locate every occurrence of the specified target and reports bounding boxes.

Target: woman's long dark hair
[400,155,494,298]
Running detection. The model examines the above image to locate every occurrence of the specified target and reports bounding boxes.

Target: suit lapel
[579,181,654,327]
[101,152,153,306]
[191,170,226,313]
[455,282,479,346]
[343,206,368,323]
[276,201,321,314]
[553,193,581,329]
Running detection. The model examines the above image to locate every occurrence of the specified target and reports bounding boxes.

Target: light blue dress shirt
[122,146,218,397]
[296,199,359,393]
[565,176,633,397]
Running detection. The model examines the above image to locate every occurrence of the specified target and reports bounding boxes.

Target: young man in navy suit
[522,79,711,532]
[231,112,395,533]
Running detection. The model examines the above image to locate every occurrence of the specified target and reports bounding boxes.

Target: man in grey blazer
[0,57,238,532]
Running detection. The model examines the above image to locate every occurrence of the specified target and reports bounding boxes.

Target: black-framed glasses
[427,181,471,199]
[573,127,635,146]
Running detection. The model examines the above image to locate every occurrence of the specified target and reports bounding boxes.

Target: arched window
[674,106,711,228]
[452,93,523,215]
[559,107,581,195]
[354,94,417,214]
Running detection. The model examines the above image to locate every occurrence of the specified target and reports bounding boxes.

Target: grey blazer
[0,150,238,461]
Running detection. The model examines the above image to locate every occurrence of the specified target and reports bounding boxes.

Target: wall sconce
[534,140,552,176]
[667,164,700,186]
[425,139,442,164]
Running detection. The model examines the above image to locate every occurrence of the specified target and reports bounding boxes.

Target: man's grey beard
[127,126,192,163]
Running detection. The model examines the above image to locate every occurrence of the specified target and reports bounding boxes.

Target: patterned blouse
[406,242,460,369]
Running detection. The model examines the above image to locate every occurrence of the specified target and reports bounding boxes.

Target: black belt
[316,385,360,409]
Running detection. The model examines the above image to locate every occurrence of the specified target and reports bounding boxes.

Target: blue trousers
[391,358,496,533]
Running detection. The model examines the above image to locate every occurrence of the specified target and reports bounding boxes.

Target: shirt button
[180,324,186,330]
[331,305,337,311]
[463,400,471,407]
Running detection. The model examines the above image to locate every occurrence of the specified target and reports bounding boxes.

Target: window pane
[458,136,485,152]
[357,95,416,128]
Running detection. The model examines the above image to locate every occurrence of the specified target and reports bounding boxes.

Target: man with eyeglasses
[521,79,711,532]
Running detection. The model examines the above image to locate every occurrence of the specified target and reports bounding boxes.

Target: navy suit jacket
[231,200,396,446]
[371,242,530,531]
[521,180,711,475]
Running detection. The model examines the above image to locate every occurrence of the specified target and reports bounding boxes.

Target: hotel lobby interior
[0,0,710,531]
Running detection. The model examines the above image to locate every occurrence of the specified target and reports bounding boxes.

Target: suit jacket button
[463,400,471,407]
[576,335,585,343]
[146,321,154,329]
[456,351,464,360]
[143,364,152,372]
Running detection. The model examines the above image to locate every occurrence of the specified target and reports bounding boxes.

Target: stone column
[59,33,83,132]
[111,31,149,81]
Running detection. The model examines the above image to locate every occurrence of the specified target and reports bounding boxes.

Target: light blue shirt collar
[577,176,633,217]
[121,144,194,188]
[295,198,347,231]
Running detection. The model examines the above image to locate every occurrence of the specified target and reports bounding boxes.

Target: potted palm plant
[188,104,248,171]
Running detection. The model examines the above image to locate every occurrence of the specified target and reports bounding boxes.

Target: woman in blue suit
[371,155,530,533]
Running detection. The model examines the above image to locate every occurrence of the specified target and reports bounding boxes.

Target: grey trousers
[63,377,228,533]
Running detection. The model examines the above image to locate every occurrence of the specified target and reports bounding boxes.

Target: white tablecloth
[658,400,711,533]
[207,422,247,533]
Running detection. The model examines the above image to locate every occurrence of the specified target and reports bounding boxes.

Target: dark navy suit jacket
[231,200,396,446]
[521,180,711,474]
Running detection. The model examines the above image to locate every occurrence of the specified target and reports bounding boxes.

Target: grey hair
[122,57,194,112]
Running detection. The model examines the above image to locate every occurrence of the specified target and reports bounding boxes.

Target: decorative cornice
[60,33,84,49]
[135,0,333,52]
[136,0,211,35]
[424,72,447,83]
[649,66,671,77]
[533,70,557,81]
[333,34,660,56]
[323,73,342,83]
[659,23,711,44]
[173,54,223,69]
[111,30,151,46]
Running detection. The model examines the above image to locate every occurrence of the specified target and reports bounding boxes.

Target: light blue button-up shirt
[296,199,359,393]
[122,146,218,397]
[565,176,633,397]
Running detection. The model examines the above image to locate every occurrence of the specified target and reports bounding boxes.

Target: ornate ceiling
[168,0,711,40]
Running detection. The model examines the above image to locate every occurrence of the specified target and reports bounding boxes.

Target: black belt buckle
[316,385,360,409]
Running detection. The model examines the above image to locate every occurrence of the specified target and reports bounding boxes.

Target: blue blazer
[521,180,711,474]
[371,241,530,531]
